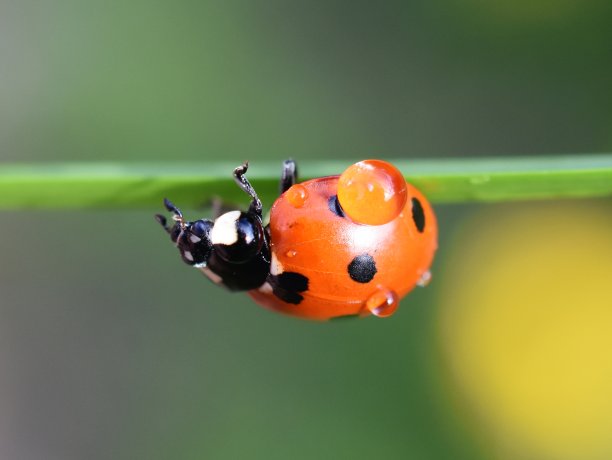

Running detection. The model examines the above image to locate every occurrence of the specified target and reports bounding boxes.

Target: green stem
[0,155,610,210]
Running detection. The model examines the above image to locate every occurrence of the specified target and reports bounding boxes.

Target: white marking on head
[270,251,284,276]
[199,266,224,284]
[183,250,194,262]
[189,234,201,243]
[258,281,273,294]
[210,210,241,246]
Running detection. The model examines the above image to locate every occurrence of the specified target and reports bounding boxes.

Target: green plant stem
[0,155,610,210]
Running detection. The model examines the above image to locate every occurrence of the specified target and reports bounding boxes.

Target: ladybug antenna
[155,214,171,233]
[233,162,263,216]
[163,198,185,226]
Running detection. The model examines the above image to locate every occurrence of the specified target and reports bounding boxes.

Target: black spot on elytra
[411,197,425,233]
[327,195,345,218]
[269,271,309,305]
[348,254,377,283]
[274,289,303,305]
[277,272,309,292]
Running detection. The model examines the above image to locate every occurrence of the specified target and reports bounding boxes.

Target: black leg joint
[280,159,298,193]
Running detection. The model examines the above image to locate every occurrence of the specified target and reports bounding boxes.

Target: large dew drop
[337,160,407,226]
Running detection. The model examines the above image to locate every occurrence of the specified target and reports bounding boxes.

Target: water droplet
[285,250,297,258]
[285,184,309,208]
[337,160,407,225]
[417,270,432,287]
[365,287,399,318]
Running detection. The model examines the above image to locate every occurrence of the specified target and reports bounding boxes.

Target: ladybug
[156,159,437,320]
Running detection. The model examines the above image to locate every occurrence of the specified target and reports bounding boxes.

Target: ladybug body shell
[248,175,437,320]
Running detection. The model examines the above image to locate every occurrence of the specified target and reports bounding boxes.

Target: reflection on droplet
[285,250,297,258]
[285,184,309,208]
[417,270,432,287]
[365,287,399,318]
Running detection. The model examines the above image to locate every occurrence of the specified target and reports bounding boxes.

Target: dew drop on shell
[285,184,309,208]
[365,287,399,318]
[417,270,432,287]
[337,160,407,226]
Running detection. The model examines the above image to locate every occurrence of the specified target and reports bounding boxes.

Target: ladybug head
[156,211,214,267]
[156,199,265,267]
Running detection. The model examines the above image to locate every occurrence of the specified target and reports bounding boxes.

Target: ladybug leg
[280,159,298,193]
[233,162,263,217]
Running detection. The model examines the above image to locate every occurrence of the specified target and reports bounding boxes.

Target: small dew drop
[417,270,432,287]
[365,287,399,318]
[285,184,309,208]
[285,250,297,258]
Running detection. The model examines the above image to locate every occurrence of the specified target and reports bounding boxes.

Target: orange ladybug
[156,159,437,320]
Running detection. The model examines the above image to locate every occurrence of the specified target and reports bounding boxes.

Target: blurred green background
[1,1,611,459]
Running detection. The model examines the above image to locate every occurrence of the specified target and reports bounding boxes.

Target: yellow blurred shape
[438,203,612,460]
